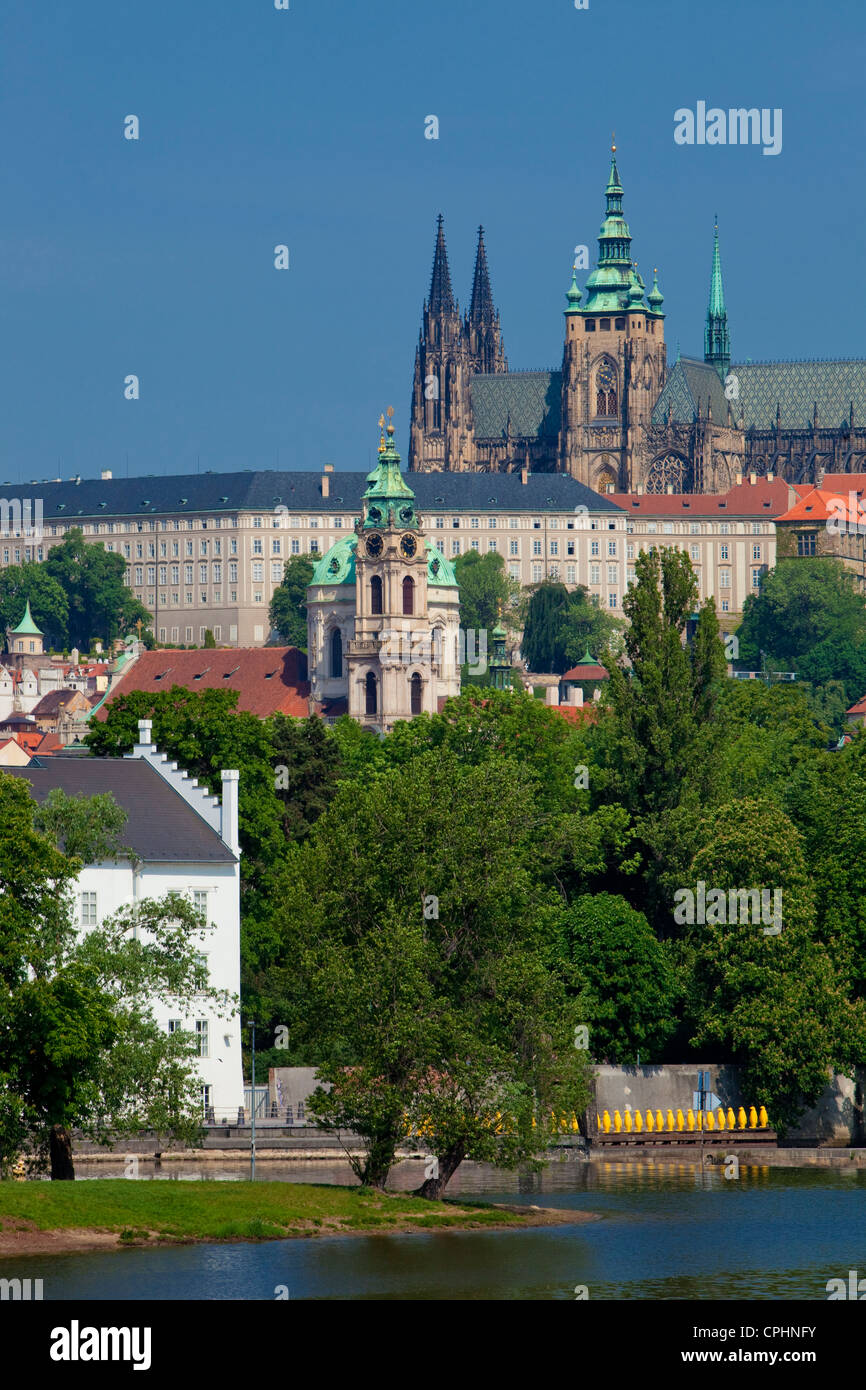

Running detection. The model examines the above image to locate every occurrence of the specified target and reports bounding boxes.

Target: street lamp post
[250,1019,256,1183]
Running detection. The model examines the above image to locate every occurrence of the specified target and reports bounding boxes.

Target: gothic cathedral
[409,147,866,494]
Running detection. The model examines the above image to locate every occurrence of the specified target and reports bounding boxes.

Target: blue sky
[1,0,863,482]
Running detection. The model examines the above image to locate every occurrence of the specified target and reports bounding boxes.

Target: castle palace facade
[409,149,866,495]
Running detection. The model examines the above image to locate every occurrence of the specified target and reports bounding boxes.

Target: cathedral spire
[428,214,456,316]
[469,225,496,324]
[704,220,730,379]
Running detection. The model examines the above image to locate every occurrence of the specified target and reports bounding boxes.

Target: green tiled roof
[654,358,866,430]
[471,371,562,440]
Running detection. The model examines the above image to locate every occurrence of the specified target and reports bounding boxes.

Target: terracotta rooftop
[561,661,609,682]
[609,477,793,517]
[776,488,864,524]
[96,647,310,720]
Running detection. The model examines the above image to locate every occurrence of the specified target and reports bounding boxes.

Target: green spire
[578,145,653,314]
[704,219,730,379]
[647,267,664,312]
[9,599,42,636]
[362,410,417,530]
[565,263,582,312]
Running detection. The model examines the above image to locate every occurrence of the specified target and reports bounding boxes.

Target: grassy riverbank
[0,1179,589,1255]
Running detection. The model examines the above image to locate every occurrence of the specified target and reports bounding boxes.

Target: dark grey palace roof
[6,758,235,864]
[9,469,623,520]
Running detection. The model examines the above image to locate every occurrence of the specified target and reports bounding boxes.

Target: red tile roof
[610,478,793,517]
[96,647,311,720]
[846,694,866,716]
[776,488,863,524]
[561,662,609,681]
[820,473,866,492]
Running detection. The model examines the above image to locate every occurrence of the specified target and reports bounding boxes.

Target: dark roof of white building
[5,757,235,864]
[8,469,623,519]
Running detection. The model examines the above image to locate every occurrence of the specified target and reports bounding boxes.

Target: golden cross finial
[611,130,616,153]
[386,404,395,436]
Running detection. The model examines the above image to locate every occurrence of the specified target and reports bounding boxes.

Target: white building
[7,720,244,1119]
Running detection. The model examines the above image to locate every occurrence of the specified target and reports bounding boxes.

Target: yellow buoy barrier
[706,1110,715,1131]
[737,1107,747,1130]
[634,1110,643,1133]
[759,1104,768,1129]
[667,1109,676,1132]
[645,1110,654,1131]
[686,1108,694,1131]
[624,1109,633,1133]
[613,1110,622,1132]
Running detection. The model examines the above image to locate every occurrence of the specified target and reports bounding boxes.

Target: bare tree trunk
[414,1141,465,1200]
[49,1125,75,1181]
[361,1131,399,1190]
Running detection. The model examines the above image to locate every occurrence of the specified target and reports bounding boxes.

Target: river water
[5,1158,865,1300]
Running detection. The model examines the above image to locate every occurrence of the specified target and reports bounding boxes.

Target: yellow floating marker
[667,1109,676,1132]
[624,1109,633,1133]
[737,1107,747,1131]
[759,1104,768,1129]
[748,1105,758,1129]
[686,1108,694,1131]
[613,1110,622,1132]
[645,1109,654,1131]
[634,1110,643,1133]
[706,1110,716,1131]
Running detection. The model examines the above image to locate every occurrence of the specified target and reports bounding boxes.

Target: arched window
[402,575,414,616]
[365,670,377,715]
[330,628,342,679]
[370,575,383,615]
[410,672,423,715]
[595,361,618,416]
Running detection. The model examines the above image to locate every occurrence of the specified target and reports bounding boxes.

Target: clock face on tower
[400,534,417,558]
[365,533,383,557]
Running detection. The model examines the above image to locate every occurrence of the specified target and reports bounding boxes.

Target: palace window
[330,628,342,678]
[365,671,377,715]
[402,576,415,615]
[371,575,383,614]
[410,672,422,716]
[797,532,816,556]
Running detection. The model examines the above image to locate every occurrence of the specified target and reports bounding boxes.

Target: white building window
[80,891,98,926]
[509,540,519,556]
[271,561,282,581]
[608,592,617,608]
[590,565,600,584]
[607,565,618,584]
[690,545,700,561]
[531,563,542,582]
[509,563,520,580]
[720,569,731,587]
[566,565,576,584]
[751,567,762,587]
[196,1021,209,1058]
[720,544,729,560]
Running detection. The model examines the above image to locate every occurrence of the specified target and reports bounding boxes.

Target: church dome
[424,539,458,587]
[312,534,357,586]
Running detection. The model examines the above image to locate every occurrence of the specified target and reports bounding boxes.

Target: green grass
[0,1180,521,1243]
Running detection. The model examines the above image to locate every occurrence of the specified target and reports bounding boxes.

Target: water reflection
[8,1160,865,1301]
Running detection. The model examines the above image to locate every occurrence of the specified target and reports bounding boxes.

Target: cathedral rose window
[596,361,618,416]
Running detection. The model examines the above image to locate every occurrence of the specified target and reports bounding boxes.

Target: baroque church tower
[409,220,507,471]
[560,145,667,491]
[307,411,461,734]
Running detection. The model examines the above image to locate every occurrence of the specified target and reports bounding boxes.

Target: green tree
[269,554,315,648]
[738,558,866,676]
[268,752,591,1193]
[453,550,519,635]
[203,629,217,648]
[520,582,573,673]
[564,893,678,1063]
[678,799,866,1130]
[0,562,69,649]
[33,789,133,864]
[44,528,150,648]
[0,777,224,1178]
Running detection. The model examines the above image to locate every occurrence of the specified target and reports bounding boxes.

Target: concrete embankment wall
[592,1065,865,1145]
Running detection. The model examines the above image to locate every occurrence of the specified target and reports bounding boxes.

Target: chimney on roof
[767,471,774,481]
[750,472,757,485]
[221,769,240,856]
[321,469,329,499]
[666,484,674,494]
[636,484,643,495]
[136,718,153,747]
[735,470,743,485]
[101,470,112,480]
[520,465,528,485]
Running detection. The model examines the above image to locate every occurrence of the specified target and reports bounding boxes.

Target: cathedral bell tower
[560,145,667,492]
